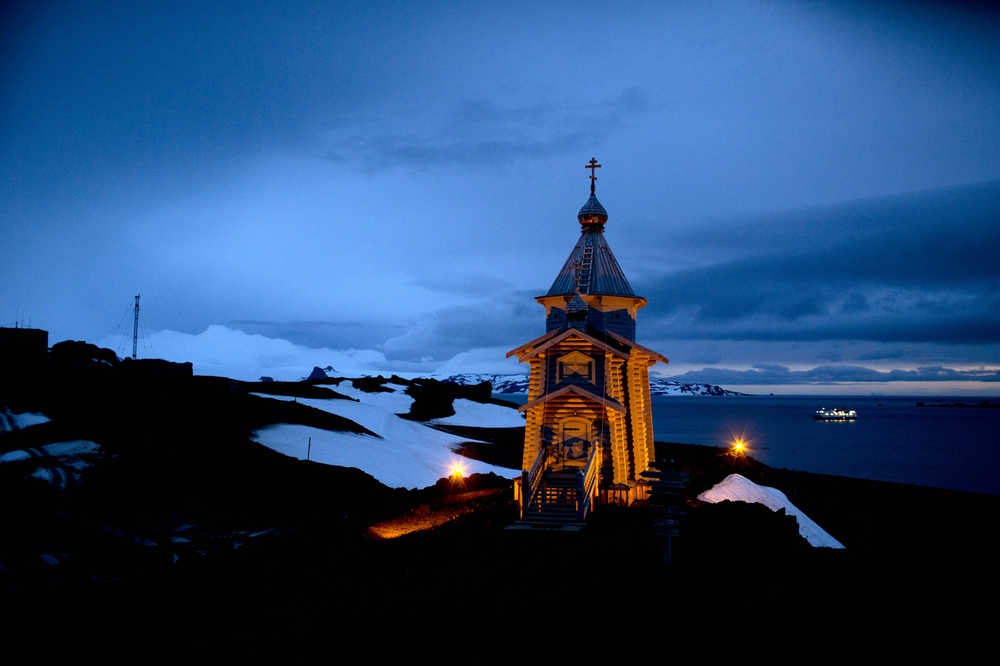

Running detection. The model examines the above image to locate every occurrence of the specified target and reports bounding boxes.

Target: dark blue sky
[3,1,1000,391]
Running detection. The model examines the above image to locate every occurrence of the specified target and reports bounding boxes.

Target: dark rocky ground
[2,344,998,656]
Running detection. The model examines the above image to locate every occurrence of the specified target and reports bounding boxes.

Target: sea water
[651,396,1000,495]
[502,394,1000,495]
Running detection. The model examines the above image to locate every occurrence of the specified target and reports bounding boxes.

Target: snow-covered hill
[648,380,744,397]
[438,373,744,396]
[698,474,845,549]
[436,374,532,394]
[250,381,521,489]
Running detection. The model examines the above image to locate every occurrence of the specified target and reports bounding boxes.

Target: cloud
[95,324,1000,387]
[635,180,1000,344]
[321,89,651,171]
[381,291,539,362]
[226,319,407,351]
[432,347,524,377]
[99,324,525,381]
[100,325,394,382]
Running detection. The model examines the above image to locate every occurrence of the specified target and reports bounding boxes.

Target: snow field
[249,386,519,489]
[430,398,525,427]
[0,410,51,432]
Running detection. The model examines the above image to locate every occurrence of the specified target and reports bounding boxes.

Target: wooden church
[510,159,668,527]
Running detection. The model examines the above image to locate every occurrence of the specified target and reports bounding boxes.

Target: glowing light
[450,461,466,479]
[730,437,747,455]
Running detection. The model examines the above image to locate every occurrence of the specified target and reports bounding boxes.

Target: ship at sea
[814,407,858,421]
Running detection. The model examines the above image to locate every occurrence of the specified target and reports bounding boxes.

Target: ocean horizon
[500,393,1000,496]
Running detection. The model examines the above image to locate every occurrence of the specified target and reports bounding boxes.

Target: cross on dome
[585,157,601,195]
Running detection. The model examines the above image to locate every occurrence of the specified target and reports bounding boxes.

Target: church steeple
[546,159,635,298]
[537,159,647,339]
[507,160,669,522]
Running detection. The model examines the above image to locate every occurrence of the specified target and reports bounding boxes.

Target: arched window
[557,351,594,381]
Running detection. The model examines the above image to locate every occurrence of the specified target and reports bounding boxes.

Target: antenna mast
[132,294,140,360]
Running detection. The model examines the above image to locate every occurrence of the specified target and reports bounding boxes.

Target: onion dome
[578,194,608,230]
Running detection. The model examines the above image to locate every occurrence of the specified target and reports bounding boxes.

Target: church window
[558,351,594,381]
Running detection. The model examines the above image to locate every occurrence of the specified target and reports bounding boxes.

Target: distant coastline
[439,373,746,397]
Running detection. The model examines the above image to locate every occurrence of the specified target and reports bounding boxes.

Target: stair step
[529,511,576,517]
[506,521,585,532]
[524,513,577,523]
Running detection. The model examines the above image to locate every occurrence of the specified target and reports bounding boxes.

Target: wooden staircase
[509,442,600,532]
[511,469,585,531]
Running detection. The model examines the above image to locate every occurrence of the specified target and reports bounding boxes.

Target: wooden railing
[521,446,547,519]
[577,444,601,521]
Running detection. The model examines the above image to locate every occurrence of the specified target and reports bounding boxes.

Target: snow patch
[430,398,524,427]
[250,391,518,489]
[0,440,103,488]
[30,468,59,485]
[254,424,513,489]
[0,410,50,432]
[41,440,102,457]
[698,473,845,549]
[0,449,32,463]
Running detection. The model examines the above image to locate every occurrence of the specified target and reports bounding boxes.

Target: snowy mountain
[438,373,745,396]
[648,380,745,397]
[436,374,532,394]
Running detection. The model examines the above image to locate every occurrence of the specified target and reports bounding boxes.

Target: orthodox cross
[585,157,601,195]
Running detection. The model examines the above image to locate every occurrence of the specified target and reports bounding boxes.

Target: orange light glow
[731,438,746,455]
[450,462,466,479]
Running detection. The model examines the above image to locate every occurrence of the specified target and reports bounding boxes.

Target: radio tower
[132,294,140,360]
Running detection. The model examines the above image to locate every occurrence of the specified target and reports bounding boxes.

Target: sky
[3,0,1000,394]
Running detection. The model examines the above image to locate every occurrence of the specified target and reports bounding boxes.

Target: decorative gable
[557,350,594,381]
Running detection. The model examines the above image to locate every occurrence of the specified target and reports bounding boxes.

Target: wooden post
[519,469,531,520]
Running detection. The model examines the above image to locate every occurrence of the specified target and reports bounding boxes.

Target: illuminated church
[510,159,668,525]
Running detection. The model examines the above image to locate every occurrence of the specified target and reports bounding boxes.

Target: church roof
[517,384,626,414]
[604,329,670,365]
[507,326,628,362]
[545,230,637,298]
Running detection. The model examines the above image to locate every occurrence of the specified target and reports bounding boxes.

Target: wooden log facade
[509,170,668,519]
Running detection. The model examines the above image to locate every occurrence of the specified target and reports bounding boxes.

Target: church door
[560,418,591,467]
